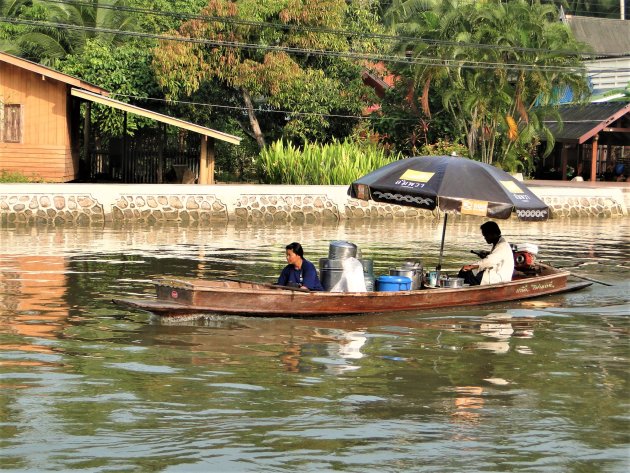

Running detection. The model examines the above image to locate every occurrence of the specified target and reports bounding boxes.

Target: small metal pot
[440,277,465,288]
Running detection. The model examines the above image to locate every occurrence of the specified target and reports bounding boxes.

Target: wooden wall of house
[0,61,77,182]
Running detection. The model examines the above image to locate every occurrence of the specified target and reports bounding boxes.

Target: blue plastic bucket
[376,275,412,292]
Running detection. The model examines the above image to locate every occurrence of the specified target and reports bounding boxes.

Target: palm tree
[0,0,30,53]
[1,0,137,62]
[387,0,589,168]
[473,0,589,167]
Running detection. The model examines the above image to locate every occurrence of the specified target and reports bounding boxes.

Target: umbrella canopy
[349,155,549,221]
[349,155,550,272]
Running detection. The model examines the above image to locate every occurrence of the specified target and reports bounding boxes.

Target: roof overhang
[543,102,630,145]
[0,51,106,95]
[575,103,630,143]
[71,88,241,145]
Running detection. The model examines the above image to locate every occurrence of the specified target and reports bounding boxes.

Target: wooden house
[0,52,240,183]
[0,52,107,182]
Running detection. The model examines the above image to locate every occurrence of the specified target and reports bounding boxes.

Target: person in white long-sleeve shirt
[458,221,514,286]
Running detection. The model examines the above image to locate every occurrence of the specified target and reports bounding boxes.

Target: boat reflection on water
[475,312,535,354]
[450,385,485,427]
[280,330,368,374]
[317,329,368,375]
[337,331,368,359]
[145,309,546,377]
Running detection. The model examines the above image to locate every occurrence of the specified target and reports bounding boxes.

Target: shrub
[0,170,43,183]
[256,139,403,185]
[418,139,469,158]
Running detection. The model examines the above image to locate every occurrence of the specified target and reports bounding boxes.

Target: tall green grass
[257,139,402,184]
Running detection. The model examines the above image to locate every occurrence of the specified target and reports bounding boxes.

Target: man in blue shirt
[277,242,324,291]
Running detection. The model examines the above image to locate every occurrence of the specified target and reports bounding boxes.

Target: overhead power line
[34,0,620,58]
[4,17,623,74]
[108,93,422,122]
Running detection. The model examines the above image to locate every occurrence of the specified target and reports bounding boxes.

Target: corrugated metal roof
[543,102,630,143]
[564,15,630,57]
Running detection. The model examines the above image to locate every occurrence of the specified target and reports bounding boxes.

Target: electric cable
[33,0,620,58]
[4,17,620,74]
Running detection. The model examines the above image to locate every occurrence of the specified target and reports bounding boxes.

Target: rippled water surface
[0,218,628,472]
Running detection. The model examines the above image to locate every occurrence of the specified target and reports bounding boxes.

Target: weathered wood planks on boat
[113,264,592,317]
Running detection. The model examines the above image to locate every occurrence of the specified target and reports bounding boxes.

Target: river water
[0,218,628,472]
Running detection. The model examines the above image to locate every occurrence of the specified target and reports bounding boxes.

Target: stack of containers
[319,241,375,291]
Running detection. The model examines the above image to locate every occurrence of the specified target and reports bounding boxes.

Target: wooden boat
[113,264,591,317]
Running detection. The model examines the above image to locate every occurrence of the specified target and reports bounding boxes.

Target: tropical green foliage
[128,0,208,33]
[418,139,468,158]
[0,0,602,181]
[257,139,402,184]
[152,0,383,148]
[378,0,590,169]
[57,39,161,136]
[0,0,139,63]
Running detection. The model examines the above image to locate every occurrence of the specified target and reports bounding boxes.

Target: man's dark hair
[480,221,501,236]
[286,242,304,257]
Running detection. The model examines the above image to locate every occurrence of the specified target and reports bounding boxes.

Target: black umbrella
[349,155,549,271]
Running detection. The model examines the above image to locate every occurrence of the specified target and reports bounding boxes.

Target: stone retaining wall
[111,194,228,224]
[1,193,105,225]
[0,183,627,226]
[234,194,342,223]
[544,195,625,218]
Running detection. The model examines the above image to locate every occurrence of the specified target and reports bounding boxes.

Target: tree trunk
[480,117,487,164]
[488,117,496,165]
[467,107,478,159]
[242,89,265,150]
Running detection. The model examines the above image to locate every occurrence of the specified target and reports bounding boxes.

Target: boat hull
[113,266,591,317]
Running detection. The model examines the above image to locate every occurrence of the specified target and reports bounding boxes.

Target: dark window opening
[3,104,22,143]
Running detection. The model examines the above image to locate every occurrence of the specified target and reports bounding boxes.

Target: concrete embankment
[0,181,628,226]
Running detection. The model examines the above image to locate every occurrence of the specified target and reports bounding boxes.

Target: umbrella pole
[436,213,448,279]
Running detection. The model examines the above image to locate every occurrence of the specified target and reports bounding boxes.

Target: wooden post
[198,136,216,184]
[122,111,128,181]
[199,135,208,184]
[83,102,91,180]
[157,123,164,184]
[207,138,215,185]
[561,144,568,180]
[590,134,598,182]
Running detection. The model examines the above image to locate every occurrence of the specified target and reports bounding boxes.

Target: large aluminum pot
[328,240,358,259]
[320,258,344,291]
[389,268,421,290]
[320,257,374,291]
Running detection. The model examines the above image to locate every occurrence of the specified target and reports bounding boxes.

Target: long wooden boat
[113,264,591,317]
